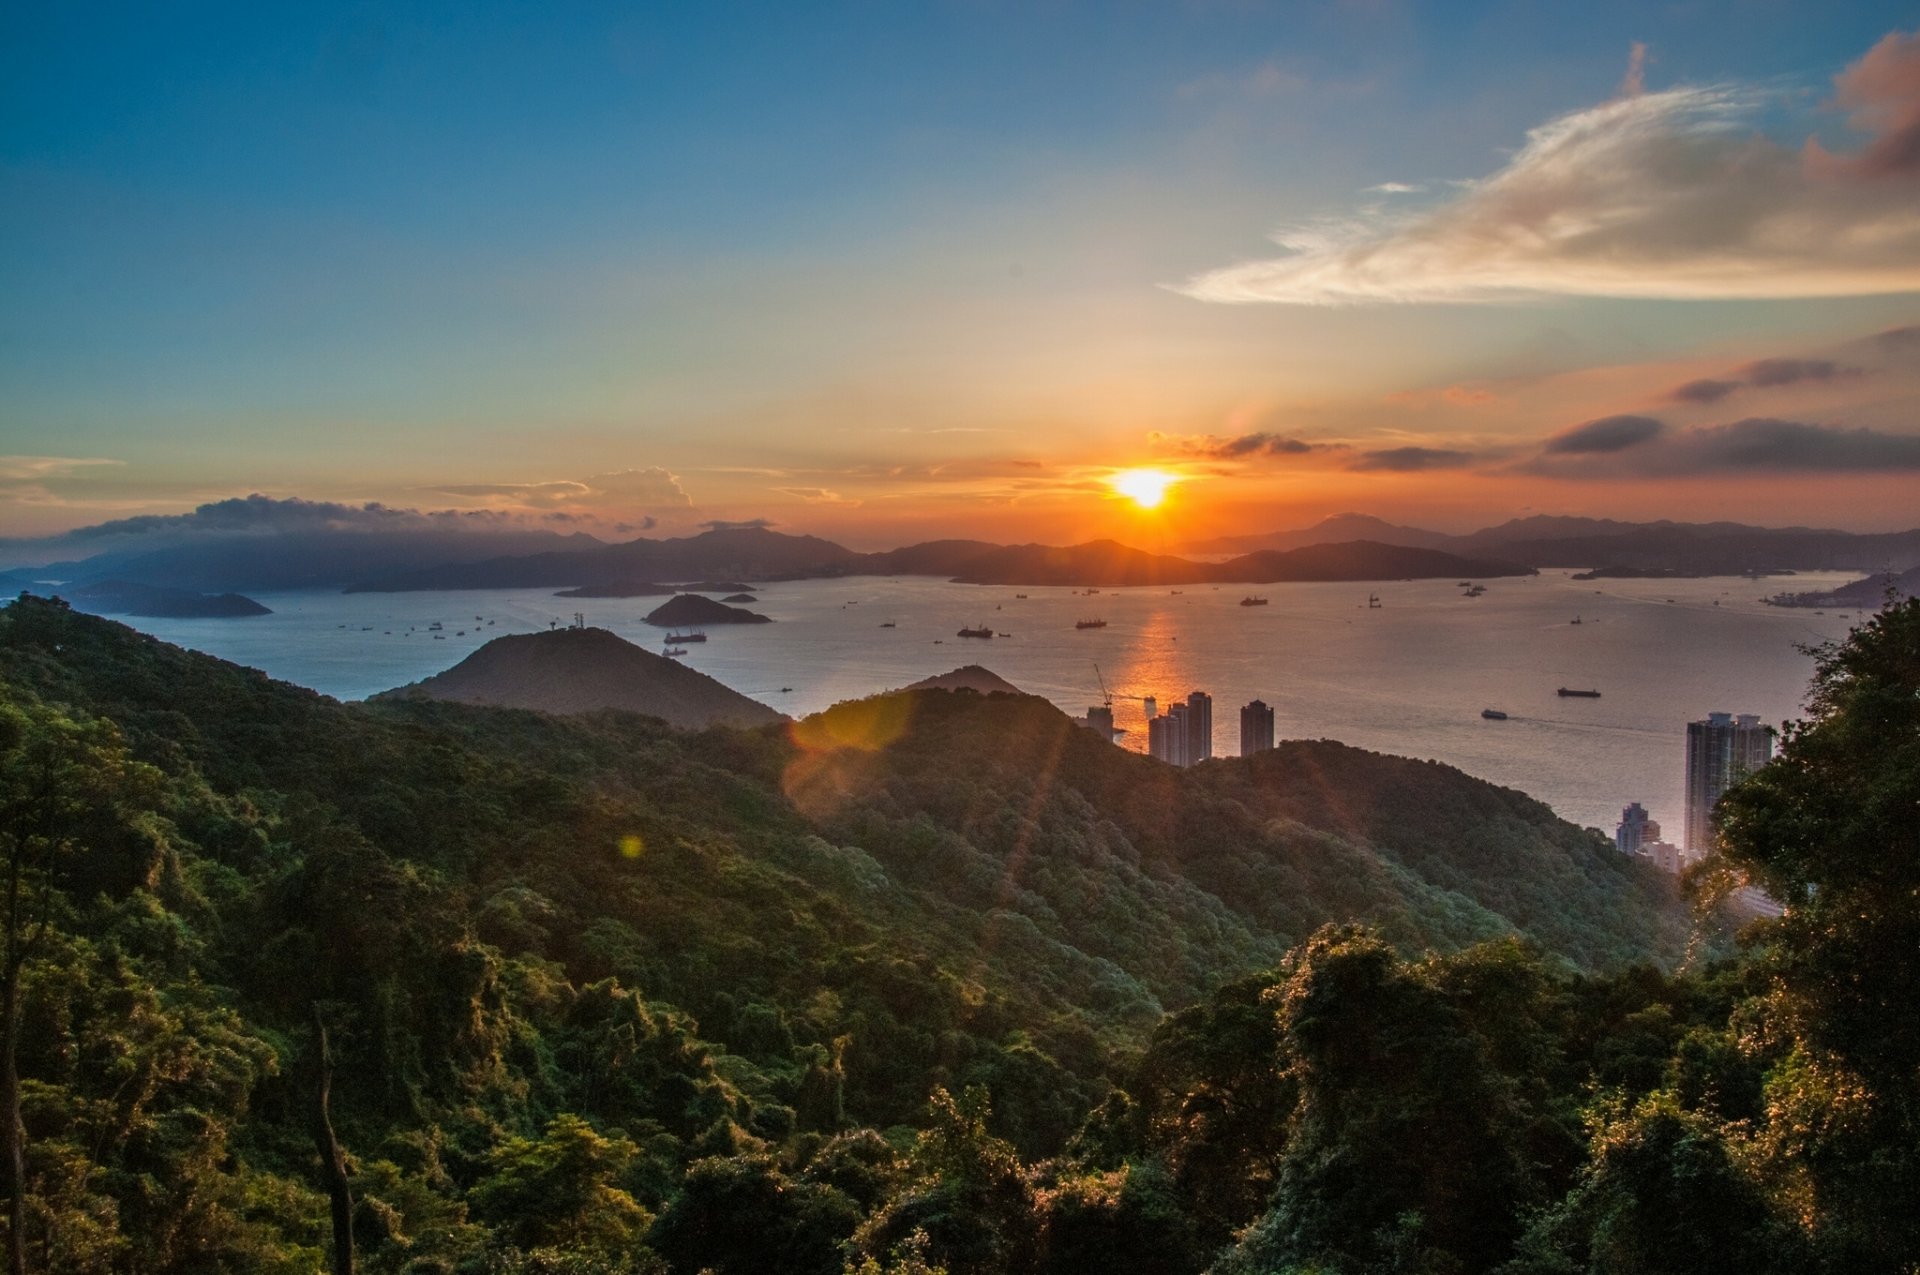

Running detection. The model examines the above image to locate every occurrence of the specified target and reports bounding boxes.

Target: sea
[108,569,1870,835]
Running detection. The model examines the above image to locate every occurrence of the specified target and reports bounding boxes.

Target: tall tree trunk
[310,1007,354,1275]
[3,969,25,1275]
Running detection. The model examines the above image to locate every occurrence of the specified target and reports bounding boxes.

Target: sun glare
[1109,467,1176,510]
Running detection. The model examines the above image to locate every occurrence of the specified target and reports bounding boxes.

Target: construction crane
[1093,663,1154,707]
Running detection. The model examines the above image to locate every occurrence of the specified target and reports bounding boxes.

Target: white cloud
[423,466,690,510]
[0,456,123,481]
[1181,32,1920,305]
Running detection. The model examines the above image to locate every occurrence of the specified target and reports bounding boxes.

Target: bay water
[110,569,1868,834]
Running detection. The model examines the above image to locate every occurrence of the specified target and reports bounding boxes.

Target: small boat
[780,686,793,693]
[1557,687,1602,698]
[1571,616,1582,625]
[1240,596,1268,607]
[880,620,896,628]
[957,624,994,639]
[1481,709,1508,720]
[1075,618,1107,630]
[428,622,443,631]
[1015,594,1028,599]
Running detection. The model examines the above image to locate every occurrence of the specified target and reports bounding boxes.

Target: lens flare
[1108,467,1176,510]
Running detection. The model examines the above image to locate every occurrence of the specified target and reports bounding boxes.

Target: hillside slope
[0,595,1711,1272]
[374,625,785,727]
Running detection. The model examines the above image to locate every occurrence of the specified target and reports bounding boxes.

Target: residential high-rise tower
[1684,712,1773,854]
[1240,699,1275,755]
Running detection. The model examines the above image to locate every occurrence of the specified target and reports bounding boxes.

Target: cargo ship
[1481,709,1508,720]
[957,624,994,639]
[1075,618,1107,629]
[1240,596,1269,606]
[1557,687,1601,698]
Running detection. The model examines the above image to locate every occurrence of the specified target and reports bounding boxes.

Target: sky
[3,1,1918,549]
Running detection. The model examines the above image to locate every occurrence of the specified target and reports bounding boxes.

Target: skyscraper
[1186,691,1212,763]
[1084,705,1115,742]
[1241,699,1275,755]
[1684,712,1773,854]
[1615,802,1660,855]
[1149,703,1189,766]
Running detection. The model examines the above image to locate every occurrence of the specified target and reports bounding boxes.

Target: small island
[58,581,272,618]
[642,593,773,627]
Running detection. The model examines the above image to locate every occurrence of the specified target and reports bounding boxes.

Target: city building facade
[1615,801,1661,855]
[1240,699,1275,756]
[1684,712,1774,853]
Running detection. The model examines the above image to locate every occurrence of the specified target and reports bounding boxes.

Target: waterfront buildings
[1615,802,1661,856]
[1146,690,1216,767]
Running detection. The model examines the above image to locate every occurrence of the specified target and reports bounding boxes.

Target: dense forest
[0,593,1913,1274]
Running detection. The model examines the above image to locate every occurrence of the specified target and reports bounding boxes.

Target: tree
[0,700,159,1275]
[1217,926,1540,1275]
[1714,598,1920,1269]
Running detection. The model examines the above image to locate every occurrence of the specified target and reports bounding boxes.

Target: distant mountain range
[8,509,1917,596]
[373,626,785,729]
[1191,513,1920,575]
[331,529,1530,591]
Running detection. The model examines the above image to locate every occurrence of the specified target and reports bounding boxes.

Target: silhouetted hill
[348,526,859,591]
[901,665,1027,695]
[1767,565,1920,609]
[0,523,602,592]
[940,540,1212,586]
[53,580,272,618]
[1185,513,1456,555]
[1217,541,1532,581]
[642,594,772,627]
[373,626,784,727]
[1186,514,1920,575]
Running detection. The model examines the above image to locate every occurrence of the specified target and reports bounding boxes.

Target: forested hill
[0,594,1702,1272]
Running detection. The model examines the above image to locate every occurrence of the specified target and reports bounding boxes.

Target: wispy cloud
[0,456,124,482]
[422,467,691,511]
[1522,416,1920,476]
[1180,29,1920,304]
[774,486,860,506]
[1668,357,1865,404]
[1152,430,1335,459]
[1346,446,1477,472]
[1543,415,1665,454]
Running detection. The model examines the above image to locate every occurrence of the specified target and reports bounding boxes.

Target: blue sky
[3,1,1918,544]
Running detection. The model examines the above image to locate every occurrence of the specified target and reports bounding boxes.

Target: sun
[1108,467,1176,510]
